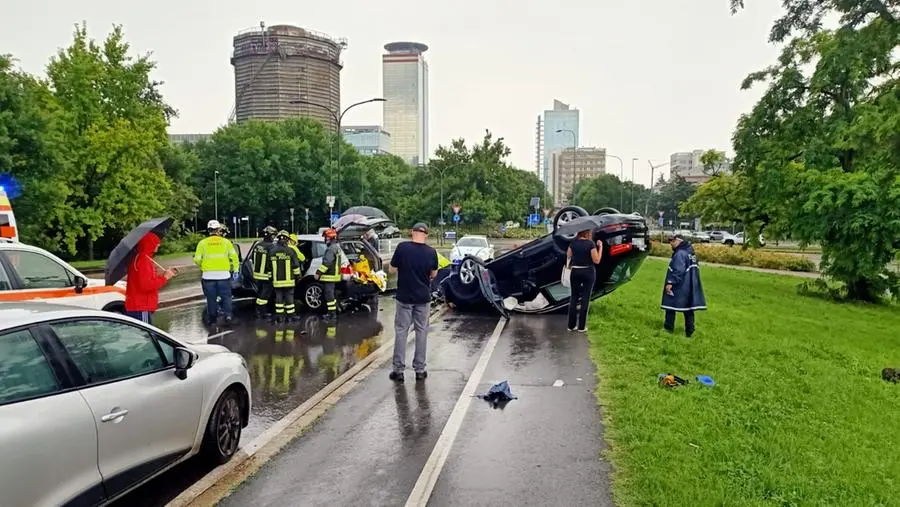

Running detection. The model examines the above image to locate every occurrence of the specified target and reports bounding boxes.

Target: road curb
[166,305,449,507]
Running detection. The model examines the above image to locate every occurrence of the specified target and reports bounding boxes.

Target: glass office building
[342,125,392,156]
[382,42,429,165]
[541,100,580,196]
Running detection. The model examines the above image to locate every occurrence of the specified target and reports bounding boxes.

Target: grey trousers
[393,302,430,373]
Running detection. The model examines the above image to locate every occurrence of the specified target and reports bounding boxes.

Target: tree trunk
[88,240,94,262]
[847,279,877,303]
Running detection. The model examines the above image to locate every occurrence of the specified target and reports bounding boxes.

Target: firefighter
[270,230,302,323]
[316,228,341,321]
[251,225,278,319]
[288,233,307,274]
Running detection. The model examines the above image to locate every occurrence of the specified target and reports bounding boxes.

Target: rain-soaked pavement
[220,313,613,507]
[111,296,395,507]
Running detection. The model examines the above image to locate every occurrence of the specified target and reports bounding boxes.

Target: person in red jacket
[125,233,177,325]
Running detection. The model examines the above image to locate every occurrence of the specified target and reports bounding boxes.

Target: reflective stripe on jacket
[270,245,301,288]
[317,241,341,282]
[193,236,239,273]
[251,240,275,280]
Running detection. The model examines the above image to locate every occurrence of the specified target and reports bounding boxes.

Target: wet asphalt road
[221,313,612,507]
[110,297,395,507]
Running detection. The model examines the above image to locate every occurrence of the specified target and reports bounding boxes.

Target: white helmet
[207,219,223,230]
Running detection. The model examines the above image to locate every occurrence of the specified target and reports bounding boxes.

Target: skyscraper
[231,23,346,130]
[382,42,429,165]
[537,100,580,197]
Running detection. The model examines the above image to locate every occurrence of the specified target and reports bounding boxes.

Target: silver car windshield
[457,238,487,248]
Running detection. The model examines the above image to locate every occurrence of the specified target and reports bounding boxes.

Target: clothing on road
[661,239,706,336]
[124,232,170,321]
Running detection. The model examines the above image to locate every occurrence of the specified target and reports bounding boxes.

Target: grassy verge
[589,258,900,506]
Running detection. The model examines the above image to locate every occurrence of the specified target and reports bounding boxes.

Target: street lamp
[645,160,670,217]
[631,157,639,212]
[214,170,220,221]
[287,97,386,211]
[556,129,577,204]
[605,155,624,209]
[422,162,464,245]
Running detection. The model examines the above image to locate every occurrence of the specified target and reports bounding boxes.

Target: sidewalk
[216,312,612,507]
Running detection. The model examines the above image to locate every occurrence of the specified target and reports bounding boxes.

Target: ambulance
[0,187,126,311]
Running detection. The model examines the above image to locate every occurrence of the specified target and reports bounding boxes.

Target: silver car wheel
[557,210,580,226]
[459,258,477,285]
[306,284,323,309]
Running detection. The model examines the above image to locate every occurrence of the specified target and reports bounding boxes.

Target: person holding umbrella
[124,233,177,324]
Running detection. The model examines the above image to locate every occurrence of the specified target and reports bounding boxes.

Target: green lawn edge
[588,257,900,507]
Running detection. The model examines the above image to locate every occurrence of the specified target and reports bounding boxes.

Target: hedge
[649,241,816,273]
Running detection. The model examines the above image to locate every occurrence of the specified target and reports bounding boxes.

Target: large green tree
[419,131,551,227]
[715,0,900,300]
[47,23,176,258]
[0,55,70,251]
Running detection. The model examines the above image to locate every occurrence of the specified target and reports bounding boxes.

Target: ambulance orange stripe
[0,205,12,211]
[0,285,126,301]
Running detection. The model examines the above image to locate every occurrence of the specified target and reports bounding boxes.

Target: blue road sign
[453,214,461,223]
[528,213,541,226]
[330,213,340,225]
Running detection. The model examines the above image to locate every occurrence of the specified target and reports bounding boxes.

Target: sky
[1,0,784,187]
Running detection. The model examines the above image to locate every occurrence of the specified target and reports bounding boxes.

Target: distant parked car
[722,232,766,247]
[0,303,251,507]
[692,231,711,243]
[450,235,495,263]
[706,230,729,241]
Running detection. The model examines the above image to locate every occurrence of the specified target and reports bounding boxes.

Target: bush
[649,241,816,272]
[158,232,204,255]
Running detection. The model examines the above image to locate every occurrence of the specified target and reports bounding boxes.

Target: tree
[159,143,201,231]
[46,23,175,258]
[421,131,551,226]
[0,55,71,251]
[700,149,728,176]
[724,0,900,301]
[656,175,698,226]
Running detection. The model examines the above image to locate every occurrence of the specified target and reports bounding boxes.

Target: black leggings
[567,267,596,330]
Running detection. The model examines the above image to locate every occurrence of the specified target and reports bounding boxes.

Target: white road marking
[404,317,508,507]
[187,330,234,344]
[553,379,565,387]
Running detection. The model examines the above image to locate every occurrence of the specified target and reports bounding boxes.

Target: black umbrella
[342,206,389,220]
[105,217,174,285]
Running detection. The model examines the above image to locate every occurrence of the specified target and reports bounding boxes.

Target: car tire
[301,280,326,313]
[102,302,126,314]
[458,256,483,286]
[201,389,243,465]
[724,240,734,246]
[553,206,588,231]
[592,207,620,215]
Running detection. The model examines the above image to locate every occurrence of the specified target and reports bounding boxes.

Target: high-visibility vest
[193,236,239,272]
[437,252,452,269]
[317,241,341,282]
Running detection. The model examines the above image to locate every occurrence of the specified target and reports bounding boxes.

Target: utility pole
[214,170,219,221]
[645,160,670,217]
[631,158,638,212]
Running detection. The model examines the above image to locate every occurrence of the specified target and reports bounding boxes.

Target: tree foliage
[712,0,900,301]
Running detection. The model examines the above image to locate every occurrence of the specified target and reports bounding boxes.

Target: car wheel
[553,206,588,231]
[459,257,479,285]
[201,389,243,465]
[102,302,126,314]
[302,281,325,312]
[724,240,734,246]
[592,207,620,215]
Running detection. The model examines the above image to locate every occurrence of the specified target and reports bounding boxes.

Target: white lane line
[405,317,508,507]
[187,330,234,344]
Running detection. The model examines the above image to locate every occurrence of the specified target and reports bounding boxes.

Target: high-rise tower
[382,42,429,165]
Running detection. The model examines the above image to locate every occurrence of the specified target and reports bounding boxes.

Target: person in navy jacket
[661,233,706,337]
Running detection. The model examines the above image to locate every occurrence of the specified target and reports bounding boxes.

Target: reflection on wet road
[111,297,393,507]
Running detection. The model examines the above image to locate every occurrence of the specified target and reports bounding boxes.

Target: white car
[450,235,495,263]
[0,239,126,312]
[0,302,251,507]
[722,232,766,247]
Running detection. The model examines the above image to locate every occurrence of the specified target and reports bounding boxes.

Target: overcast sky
[2,0,784,186]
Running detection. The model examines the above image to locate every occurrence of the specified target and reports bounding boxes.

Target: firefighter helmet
[323,228,338,240]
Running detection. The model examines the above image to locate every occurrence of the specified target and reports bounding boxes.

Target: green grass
[589,258,900,507]
[69,250,195,270]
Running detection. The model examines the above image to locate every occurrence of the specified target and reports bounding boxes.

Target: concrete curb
[166,305,450,507]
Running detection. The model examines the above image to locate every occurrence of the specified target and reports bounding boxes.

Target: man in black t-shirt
[389,222,438,382]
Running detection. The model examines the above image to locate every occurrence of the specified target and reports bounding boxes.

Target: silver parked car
[0,303,251,507]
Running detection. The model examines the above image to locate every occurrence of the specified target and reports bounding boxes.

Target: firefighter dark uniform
[317,228,341,320]
[270,231,301,322]
[252,226,278,318]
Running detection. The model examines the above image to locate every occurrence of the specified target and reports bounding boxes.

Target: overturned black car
[440,206,650,317]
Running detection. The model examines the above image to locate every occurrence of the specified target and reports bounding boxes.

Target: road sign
[528,213,541,226]
[452,214,461,223]
[326,195,336,208]
[530,197,541,209]
[544,218,551,225]
[305,208,309,219]
[543,208,551,217]
[658,211,665,217]
[330,213,340,225]
[452,204,461,215]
